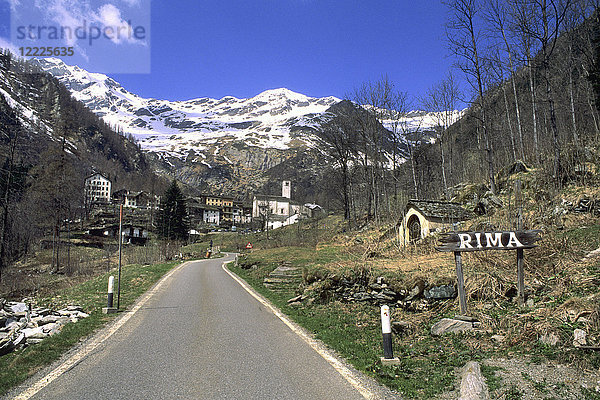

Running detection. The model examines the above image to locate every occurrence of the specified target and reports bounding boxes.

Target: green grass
[481,364,503,393]
[0,260,179,397]
[229,255,486,399]
[504,385,524,400]
[581,387,600,400]
[558,224,600,253]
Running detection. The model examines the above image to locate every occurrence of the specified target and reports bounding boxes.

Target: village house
[303,203,325,218]
[233,201,253,225]
[397,200,472,245]
[186,197,205,228]
[203,207,221,225]
[187,195,253,230]
[87,223,149,245]
[112,190,159,209]
[193,195,232,224]
[84,173,112,205]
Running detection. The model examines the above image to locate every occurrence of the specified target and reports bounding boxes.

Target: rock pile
[555,196,600,216]
[0,299,89,356]
[298,275,457,309]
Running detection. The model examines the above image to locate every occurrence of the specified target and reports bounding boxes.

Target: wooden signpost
[437,229,542,314]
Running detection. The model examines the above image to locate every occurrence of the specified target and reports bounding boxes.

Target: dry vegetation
[234,166,600,398]
[0,237,186,300]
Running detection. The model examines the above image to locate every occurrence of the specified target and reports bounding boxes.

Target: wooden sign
[436,229,542,315]
[436,230,541,252]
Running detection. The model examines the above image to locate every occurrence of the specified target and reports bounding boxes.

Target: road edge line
[11,260,193,400]
[221,259,378,400]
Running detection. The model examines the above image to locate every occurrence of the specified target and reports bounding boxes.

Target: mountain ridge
[30,57,460,201]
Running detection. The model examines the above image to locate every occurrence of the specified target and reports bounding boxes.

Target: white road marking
[221,259,377,400]
[12,261,193,400]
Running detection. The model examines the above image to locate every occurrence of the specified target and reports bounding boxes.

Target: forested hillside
[405,1,600,200]
[0,51,167,279]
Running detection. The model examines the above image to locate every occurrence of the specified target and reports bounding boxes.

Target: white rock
[540,332,559,346]
[574,329,587,347]
[33,308,52,316]
[459,361,490,400]
[25,321,38,329]
[7,303,27,313]
[431,318,474,336]
[47,323,63,336]
[22,327,46,339]
[38,315,67,326]
[491,334,505,343]
[41,323,64,336]
[5,321,19,330]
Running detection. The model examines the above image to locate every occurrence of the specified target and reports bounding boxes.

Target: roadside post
[117,204,123,309]
[102,275,118,314]
[515,180,525,305]
[380,305,400,365]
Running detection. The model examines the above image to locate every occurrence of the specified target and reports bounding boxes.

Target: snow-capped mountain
[31,57,461,198]
[33,58,459,160]
[0,54,159,196]
[33,58,340,163]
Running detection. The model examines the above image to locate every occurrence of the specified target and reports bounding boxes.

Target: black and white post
[102,275,118,314]
[380,305,400,365]
[107,275,114,308]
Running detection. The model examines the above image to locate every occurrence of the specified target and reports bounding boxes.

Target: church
[252,181,302,230]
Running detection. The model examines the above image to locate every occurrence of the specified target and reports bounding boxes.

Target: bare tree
[488,47,519,162]
[315,105,359,222]
[422,72,463,194]
[385,89,411,201]
[486,0,527,160]
[445,0,497,193]
[509,0,541,163]
[398,110,423,199]
[350,75,397,222]
[521,0,573,185]
[0,102,22,282]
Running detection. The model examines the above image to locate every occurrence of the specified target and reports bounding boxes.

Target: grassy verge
[0,260,179,397]
[227,216,600,399]
[228,248,486,399]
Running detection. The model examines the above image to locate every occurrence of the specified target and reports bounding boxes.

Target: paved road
[24,255,392,399]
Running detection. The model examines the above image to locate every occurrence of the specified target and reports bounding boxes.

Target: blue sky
[2,1,455,103]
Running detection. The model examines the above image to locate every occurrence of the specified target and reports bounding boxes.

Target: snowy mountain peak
[33,58,343,159]
[32,57,457,174]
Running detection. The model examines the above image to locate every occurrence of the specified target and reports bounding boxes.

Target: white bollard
[102,276,118,314]
[107,276,115,308]
[380,305,400,365]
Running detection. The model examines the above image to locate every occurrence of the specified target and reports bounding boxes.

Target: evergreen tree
[156,180,188,240]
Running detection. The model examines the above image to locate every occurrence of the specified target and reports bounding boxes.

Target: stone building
[112,190,158,209]
[398,200,472,245]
